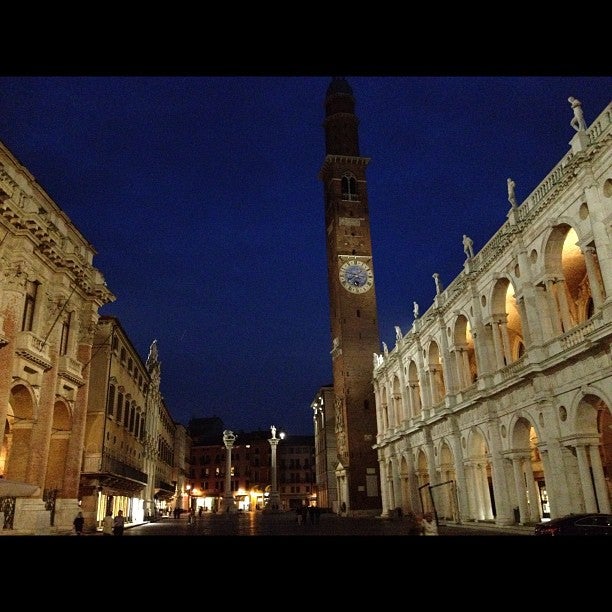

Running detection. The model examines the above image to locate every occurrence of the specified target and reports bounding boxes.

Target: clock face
[339,259,373,293]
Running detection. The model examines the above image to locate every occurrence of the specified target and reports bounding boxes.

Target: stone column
[583,183,612,300]
[396,364,409,427]
[490,321,505,370]
[62,341,93,498]
[575,444,598,513]
[511,455,529,523]
[589,443,611,513]
[583,246,605,308]
[266,426,283,512]
[393,393,403,428]
[534,284,555,341]
[0,267,26,473]
[553,278,574,332]
[464,463,477,520]
[409,384,420,420]
[448,424,469,523]
[498,319,513,366]
[25,354,57,489]
[545,278,564,335]
[378,455,391,518]
[487,421,514,526]
[374,383,384,440]
[471,463,484,520]
[452,350,463,390]
[515,296,533,348]
[391,453,402,512]
[437,313,455,394]
[461,349,472,387]
[471,330,485,378]
[523,457,541,523]
[221,430,237,513]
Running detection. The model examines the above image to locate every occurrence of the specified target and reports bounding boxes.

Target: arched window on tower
[341,175,357,201]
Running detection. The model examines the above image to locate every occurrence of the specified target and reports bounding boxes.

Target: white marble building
[372,98,612,526]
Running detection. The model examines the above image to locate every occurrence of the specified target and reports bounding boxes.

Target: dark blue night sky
[0,76,610,434]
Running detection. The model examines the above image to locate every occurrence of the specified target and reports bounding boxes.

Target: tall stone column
[523,456,541,523]
[391,453,402,511]
[221,430,237,513]
[0,269,25,470]
[575,443,598,513]
[588,443,611,513]
[511,454,530,523]
[378,455,391,517]
[266,425,283,512]
[25,353,56,488]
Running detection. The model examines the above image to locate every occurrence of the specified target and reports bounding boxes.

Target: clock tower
[319,77,381,516]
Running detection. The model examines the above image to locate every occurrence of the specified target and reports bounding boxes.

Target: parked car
[534,513,612,536]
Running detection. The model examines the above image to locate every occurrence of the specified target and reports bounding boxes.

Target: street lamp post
[221,430,237,513]
[186,484,192,512]
[266,425,284,513]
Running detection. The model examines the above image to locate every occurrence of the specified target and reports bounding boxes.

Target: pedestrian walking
[113,509,125,536]
[73,511,85,535]
[102,511,114,535]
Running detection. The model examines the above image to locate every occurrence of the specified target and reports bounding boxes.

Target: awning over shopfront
[0,478,41,497]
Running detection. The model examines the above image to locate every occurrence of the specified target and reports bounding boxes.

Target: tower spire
[323,77,360,156]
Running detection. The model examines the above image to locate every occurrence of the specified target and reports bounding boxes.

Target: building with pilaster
[0,140,114,533]
[146,341,177,517]
[81,323,179,531]
[311,385,339,511]
[372,99,612,526]
[81,316,149,530]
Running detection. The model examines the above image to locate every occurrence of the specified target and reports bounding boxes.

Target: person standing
[113,509,125,536]
[102,511,114,536]
[421,512,439,536]
[73,511,85,535]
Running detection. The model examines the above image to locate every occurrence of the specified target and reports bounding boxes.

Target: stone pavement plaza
[0,509,534,537]
[118,510,533,537]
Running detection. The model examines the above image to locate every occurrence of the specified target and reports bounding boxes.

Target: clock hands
[345,267,366,286]
[340,261,372,292]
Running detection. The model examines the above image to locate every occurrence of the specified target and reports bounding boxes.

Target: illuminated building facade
[0,137,184,534]
[81,317,149,529]
[372,100,612,525]
[187,425,315,512]
[0,139,114,533]
[311,385,339,511]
